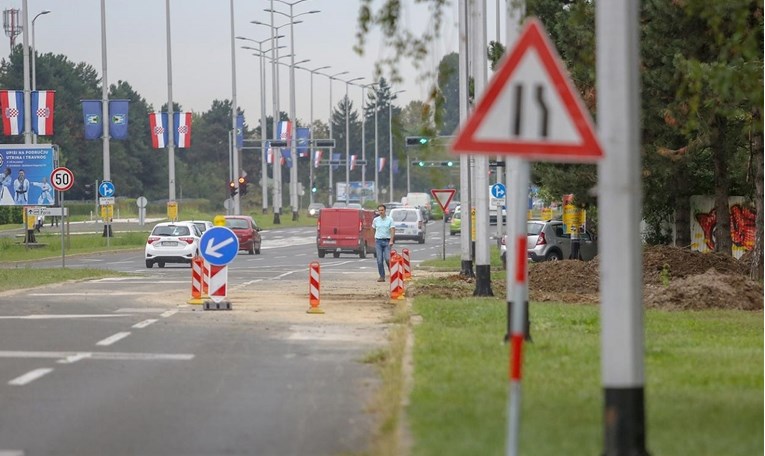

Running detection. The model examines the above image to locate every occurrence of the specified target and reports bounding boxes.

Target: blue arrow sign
[199,226,240,266]
[99,181,115,197]
[490,183,506,199]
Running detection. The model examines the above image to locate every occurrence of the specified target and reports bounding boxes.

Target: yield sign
[451,18,603,162]
[430,189,456,212]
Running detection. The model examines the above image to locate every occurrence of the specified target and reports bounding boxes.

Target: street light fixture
[265,2,320,220]
[323,70,349,205]
[296,64,330,205]
[31,9,50,144]
[389,89,406,201]
[342,76,364,204]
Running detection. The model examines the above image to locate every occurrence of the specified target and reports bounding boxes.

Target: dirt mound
[415,246,762,311]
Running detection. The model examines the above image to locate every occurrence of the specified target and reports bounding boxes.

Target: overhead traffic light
[311,181,317,193]
[406,136,430,146]
[410,160,456,167]
[238,176,247,196]
[229,180,237,197]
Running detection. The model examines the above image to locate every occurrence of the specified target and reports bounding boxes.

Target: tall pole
[326,71,348,206]
[288,2,298,220]
[343,77,364,204]
[258,42,269,214]
[21,0,30,144]
[388,90,404,202]
[458,0,473,278]
[374,86,379,202]
[229,0,240,215]
[165,0,176,204]
[302,65,330,205]
[31,10,49,145]
[269,2,281,223]
[598,1,648,454]
[98,0,111,239]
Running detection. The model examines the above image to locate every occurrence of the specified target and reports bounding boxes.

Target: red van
[317,208,375,258]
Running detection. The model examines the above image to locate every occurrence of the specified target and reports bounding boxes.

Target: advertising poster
[0,145,55,206]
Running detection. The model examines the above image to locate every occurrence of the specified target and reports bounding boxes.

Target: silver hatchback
[527,220,597,261]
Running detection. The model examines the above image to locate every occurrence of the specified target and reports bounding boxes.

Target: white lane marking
[57,353,92,364]
[274,271,296,279]
[132,319,158,329]
[236,279,263,288]
[0,351,194,361]
[92,279,188,284]
[160,310,178,318]
[116,308,171,313]
[0,314,130,320]
[96,332,131,346]
[26,292,165,296]
[8,368,54,386]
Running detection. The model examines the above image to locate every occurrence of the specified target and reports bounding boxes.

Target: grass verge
[0,267,130,292]
[0,232,148,262]
[404,297,763,456]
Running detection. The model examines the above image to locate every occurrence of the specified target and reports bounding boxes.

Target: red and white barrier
[187,256,205,305]
[201,259,210,298]
[307,261,324,314]
[402,248,412,281]
[389,253,405,301]
[208,264,228,303]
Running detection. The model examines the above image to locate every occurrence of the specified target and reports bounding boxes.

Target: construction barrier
[389,253,405,301]
[402,248,412,281]
[201,259,210,298]
[187,256,205,305]
[307,261,324,314]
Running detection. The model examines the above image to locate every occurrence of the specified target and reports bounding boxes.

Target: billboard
[336,181,375,202]
[0,145,56,206]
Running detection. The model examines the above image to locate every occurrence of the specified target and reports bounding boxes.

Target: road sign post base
[203,300,232,311]
[306,306,324,314]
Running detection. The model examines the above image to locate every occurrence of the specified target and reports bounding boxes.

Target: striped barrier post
[204,264,231,310]
[307,261,324,314]
[402,248,412,281]
[389,253,405,301]
[187,256,205,305]
[201,259,210,299]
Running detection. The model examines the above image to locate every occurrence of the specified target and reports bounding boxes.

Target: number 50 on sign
[50,167,74,192]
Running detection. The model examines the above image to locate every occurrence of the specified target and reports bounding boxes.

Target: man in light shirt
[372,204,395,282]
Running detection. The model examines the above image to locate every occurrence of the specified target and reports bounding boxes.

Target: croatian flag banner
[174,112,192,148]
[350,154,357,171]
[278,121,292,167]
[31,90,55,136]
[313,150,322,168]
[81,100,103,140]
[0,90,24,136]
[378,157,386,172]
[266,144,274,164]
[148,112,169,149]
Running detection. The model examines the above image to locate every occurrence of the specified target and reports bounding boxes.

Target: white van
[402,192,433,221]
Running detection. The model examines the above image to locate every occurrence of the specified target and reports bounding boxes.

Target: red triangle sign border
[452,17,603,162]
[430,189,456,212]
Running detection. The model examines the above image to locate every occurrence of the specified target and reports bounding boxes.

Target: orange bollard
[307,261,324,314]
[187,256,205,305]
[402,248,412,281]
[389,253,405,301]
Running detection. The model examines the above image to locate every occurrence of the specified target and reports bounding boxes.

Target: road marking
[274,271,296,279]
[0,314,130,320]
[8,368,54,386]
[132,319,158,329]
[116,308,172,313]
[96,332,131,346]
[57,353,92,364]
[26,292,164,296]
[0,350,194,361]
[160,310,178,318]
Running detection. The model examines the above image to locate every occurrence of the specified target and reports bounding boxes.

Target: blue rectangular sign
[0,145,55,206]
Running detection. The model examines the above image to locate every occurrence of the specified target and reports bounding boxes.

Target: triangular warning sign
[452,18,603,162]
[430,189,456,212]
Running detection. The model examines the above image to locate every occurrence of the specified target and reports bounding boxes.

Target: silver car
[389,207,426,244]
[501,220,598,265]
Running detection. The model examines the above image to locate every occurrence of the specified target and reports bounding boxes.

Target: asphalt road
[0,220,463,455]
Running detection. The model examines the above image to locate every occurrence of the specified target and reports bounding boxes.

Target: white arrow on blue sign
[199,226,240,266]
[490,183,506,199]
[99,181,115,197]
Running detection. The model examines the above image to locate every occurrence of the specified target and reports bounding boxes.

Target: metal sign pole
[60,190,65,268]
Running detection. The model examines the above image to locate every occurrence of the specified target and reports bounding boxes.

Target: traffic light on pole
[311,181,317,193]
[406,136,430,146]
[238,176,247,196]
[229,180,237,197]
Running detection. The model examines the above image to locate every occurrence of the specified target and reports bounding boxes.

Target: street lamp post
[31,9,50,145]
[389,89,405,202]
[238,35,285,214]
[297,64,330,205]
[268,1,319,220]
[229,0,241,215]
[343,77,363,204]
[325,70,348,206]
[357,82,378,204]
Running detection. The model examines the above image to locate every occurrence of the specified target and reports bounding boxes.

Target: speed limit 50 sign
[50,167,74,192]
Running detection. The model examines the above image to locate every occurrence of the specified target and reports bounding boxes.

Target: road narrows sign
[451,18,603,162]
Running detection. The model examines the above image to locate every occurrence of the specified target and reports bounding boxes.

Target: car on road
[224,215,262,255]
[449,209,461,236]
[389,207,427,244]
[145,221,203,268]
[186,220,214,234]
[307,202,325,217]
[444,201,460,222]
[500,220,598,266]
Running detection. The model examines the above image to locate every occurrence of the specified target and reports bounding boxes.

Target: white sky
[0,0,510,128]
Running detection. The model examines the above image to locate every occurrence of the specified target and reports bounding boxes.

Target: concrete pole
[229,0,240,215]
[458,0,474,278]
[165,0,176,203]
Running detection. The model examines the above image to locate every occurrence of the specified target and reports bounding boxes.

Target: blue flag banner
[332,152,341,171]
[393,159,399,175]
[81,100,103,140]
[236,114,244,149]
[297,127,310,157]
[108,99,130,140]
[281,148,292,168]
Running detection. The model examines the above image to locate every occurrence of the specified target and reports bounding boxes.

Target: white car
[185,220,214,234]
[389,207,426,244]
[145,221,202,268]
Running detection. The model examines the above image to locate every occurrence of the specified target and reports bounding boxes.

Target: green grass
[0,267,130,292]
[0,232,149,262]
[407,298,763,456]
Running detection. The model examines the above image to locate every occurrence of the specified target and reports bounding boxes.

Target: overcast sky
[0,0,508,129]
